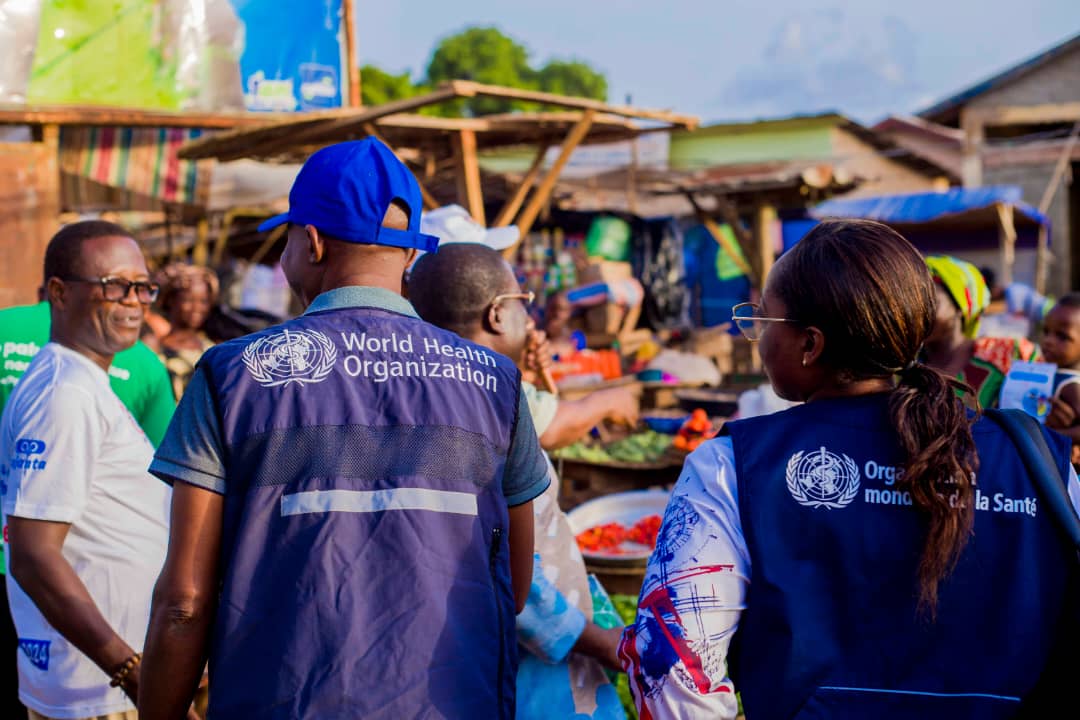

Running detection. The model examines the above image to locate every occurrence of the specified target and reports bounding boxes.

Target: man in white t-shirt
[0,221,173,720]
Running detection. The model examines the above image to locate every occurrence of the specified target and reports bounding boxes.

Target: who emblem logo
[786,446,860,509]
[242,329,337,388]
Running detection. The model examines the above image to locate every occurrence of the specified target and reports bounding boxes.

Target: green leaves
[361,26,607,117]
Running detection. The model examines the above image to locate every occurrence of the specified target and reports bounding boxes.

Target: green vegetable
[554,430,672,465]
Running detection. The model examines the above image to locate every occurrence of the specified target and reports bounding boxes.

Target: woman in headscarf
[154,262,219,399]
[922,254,1039,408]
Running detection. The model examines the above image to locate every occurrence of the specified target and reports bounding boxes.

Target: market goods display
[555,429,672,465]
[575,514,663,555]
[672,408,719,452]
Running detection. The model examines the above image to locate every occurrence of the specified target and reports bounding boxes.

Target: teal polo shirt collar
[304,286,419,319]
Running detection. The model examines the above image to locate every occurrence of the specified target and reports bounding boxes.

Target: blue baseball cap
[258,138,439,252]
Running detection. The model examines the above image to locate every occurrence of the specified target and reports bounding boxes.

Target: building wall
[876,129,963,179]
[983,161,1072,296]
[829,128,946,198]
[668,123,834,170]
[969,45,1080,109]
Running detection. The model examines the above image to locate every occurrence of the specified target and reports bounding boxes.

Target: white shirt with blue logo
[0,343,170,719]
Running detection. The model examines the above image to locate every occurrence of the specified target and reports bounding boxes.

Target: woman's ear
[801,326,826,368]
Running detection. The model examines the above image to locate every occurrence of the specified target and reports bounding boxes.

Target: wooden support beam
[754,203,778,286]
[960,109,985,188]
[270,86,462,150]
[192,218,210,266]
[342,0,361,107]
[0,104,289,130]
[452,129,485,224]
[1035,225,1051,295]
[449,80,699,129]
[967,102,1080,127]
[996,202,1016,287]
[361,123,438,210]
[1033,120,1079,294]
[493,143,549,227]
[250,224,288,266]
[180,85,461,160]
[684,193,756,280]
[710,194,761,283]
[513,109,597,244]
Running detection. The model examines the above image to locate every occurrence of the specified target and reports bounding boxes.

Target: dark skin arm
[1047,383,1080,445]
[538,387,640,451]
[7,517,142,702]
[139,483,223,720]
[573,622,625,672]
[508,501,535,614]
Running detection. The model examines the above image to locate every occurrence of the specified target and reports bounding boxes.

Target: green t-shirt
[0,302,176,573]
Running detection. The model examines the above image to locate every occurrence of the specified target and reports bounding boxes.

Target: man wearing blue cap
[138,138,550,720]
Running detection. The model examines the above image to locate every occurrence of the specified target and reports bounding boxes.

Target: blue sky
[357,1,1079,125]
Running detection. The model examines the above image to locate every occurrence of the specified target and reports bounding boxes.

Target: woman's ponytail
[890,363,979,615]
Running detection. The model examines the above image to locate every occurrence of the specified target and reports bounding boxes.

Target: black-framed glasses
[491,291,535,308]
[60,276,160,303]
[731,302,799,341]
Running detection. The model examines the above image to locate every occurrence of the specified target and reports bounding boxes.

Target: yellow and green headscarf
[925,255,990,339]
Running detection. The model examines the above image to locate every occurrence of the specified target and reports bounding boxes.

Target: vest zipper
[489,527,505,718]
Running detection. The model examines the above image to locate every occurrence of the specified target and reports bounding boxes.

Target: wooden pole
[342,0,361,107]
[996,202,1016,287]
[626,137,639,215]
[754,203,777,286]
[1033,121,1080,294]
[1035,225,1051,295]
[960,109,984,188]
[493,143,549,227]
[192,218,210,266]
[685,193,757,280]
[250,224,288,266]
[452,129,485,224]
[513,109,596,242]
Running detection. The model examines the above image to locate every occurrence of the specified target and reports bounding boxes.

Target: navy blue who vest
[199,304,522,719]
[722,393,1076,720]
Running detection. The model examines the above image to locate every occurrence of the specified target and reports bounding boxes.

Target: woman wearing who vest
[619,219,1080,720]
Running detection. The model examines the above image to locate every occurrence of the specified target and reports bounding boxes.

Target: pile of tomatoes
[671,408,718,452]
[575,514,663,554]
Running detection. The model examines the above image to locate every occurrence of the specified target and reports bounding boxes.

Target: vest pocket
[798,685,1021,719]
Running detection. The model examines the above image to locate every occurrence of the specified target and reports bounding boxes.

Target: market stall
[811,186,1051,287]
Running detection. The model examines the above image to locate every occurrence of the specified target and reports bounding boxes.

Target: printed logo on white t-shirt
[18,639,50,670]
[11,437,48,472]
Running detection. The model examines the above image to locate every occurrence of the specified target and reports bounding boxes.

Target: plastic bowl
[642,414,690,434]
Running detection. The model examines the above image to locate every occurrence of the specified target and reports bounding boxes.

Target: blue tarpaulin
[812,186,1049,228]
[810,186,1050,251]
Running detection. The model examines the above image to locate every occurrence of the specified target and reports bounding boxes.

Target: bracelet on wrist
[109,652,142,688]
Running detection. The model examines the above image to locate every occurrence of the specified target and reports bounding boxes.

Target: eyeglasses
[490,291,535,308]
[731,302,799,341]
[60,276,160,303]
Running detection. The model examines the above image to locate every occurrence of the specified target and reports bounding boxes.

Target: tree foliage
[535,61,607,104]
[359,64,427,107]
[360,26,607,116]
